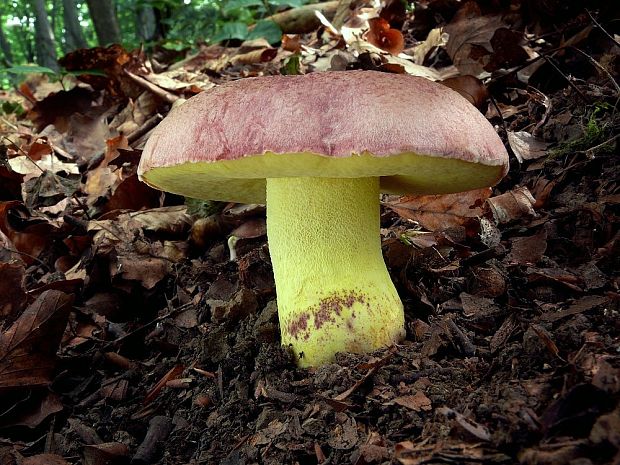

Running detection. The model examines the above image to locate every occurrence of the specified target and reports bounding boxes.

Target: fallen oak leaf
[0,290,73,391]
[384,188,491,232]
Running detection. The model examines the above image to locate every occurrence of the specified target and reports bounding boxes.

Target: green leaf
[212,22,249,42]
[268,0,305,7]
[63,69,108,77]
[280,54,301,75]
[222,0,264,15]
[1,101,25,116]
[1,65,58,75]
[247,20,282,44]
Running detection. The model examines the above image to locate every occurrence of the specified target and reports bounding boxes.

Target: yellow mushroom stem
[266,176,405,367]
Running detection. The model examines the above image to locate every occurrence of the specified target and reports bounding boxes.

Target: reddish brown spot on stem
[285,290,369,342]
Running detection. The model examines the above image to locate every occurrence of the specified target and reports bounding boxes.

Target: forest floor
[0,1,619,464]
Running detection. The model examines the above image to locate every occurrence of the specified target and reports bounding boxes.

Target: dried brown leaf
[385,188,491,231]
[394,391,432,411]
[507,131,550,162]
[505,228,548,265]
[0,261,27,318]
[0,290,73,391]
[486,187,536,224]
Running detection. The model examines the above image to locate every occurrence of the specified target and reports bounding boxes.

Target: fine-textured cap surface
[138,70,509,203]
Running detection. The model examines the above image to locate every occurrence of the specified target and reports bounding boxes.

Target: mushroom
[138,70,509,367]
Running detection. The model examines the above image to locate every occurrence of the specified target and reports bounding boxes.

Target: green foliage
[280,53,301,75]
[1,100,24,116]
[3,64,57,75]
[0,0,314,89]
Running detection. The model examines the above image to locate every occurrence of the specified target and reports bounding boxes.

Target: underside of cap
[138,71,509,203]
[142,151,504,204]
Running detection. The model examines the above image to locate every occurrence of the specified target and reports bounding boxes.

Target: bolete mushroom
[138,71,509,367]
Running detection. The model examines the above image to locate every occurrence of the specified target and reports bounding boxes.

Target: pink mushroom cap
[138,70,508,203]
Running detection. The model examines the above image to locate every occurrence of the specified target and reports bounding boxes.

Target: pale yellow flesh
[267,176,405,367]
[142,151,503,204]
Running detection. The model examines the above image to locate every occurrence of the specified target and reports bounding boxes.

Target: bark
[85,0,121,45]
[63,0,88,51]
[30,0,59,71]
[136,3,158,42]
[0,19,14,66]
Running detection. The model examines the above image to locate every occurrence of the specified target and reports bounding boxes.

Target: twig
[0,117,19,131]
[0,245,50,271]
[569,46,620,95]
[578,133,620,156]
[586,9,620,48]
[2,136,45,173]
[542,55,589,103]
[124,70,180,105]
[127,113,163,145]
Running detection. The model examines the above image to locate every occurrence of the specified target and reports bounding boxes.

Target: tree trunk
[136,3,157,42]
[30,0,59,70]
[0,19,14,66]
[85,0,121,45]
[62,0,88,50]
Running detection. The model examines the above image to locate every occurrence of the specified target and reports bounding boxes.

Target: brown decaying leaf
[111,254,170,289]
[3,392,64,429]
[486,187,536,224]
[507,131,551,163]
[366,18,405,55]
[0,164,24,199]
[83,443,130,465]
[59,44,144,98]
[440,75,489,110]
[505,228,548,265]
[22,454,70,465]
[0,201,55,264]
[0,290,73,391]
[394,391,432,411]
[282,34,302,53]
[436,406,492,441]
[385,188,491,232]
[231,48,278,65]
[444,10,505,77]
[0,261,27,318]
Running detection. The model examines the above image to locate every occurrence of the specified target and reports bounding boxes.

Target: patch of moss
[549,103,617,159]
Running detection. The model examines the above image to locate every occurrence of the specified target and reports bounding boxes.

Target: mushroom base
[266,176,405,367]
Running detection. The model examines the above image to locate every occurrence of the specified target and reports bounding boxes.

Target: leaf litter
[0,1,618,464]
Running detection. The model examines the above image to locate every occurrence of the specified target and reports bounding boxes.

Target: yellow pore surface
[142,151,504,204]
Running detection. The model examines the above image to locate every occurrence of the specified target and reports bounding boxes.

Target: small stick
[127,113,164,145]
[586,9,620,48]
[124,70,179,105]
